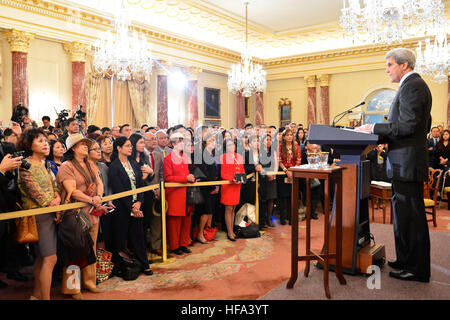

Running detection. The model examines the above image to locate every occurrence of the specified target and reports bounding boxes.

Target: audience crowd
[0,107,446,300]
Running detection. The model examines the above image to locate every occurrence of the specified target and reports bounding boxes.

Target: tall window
[362,89,397,124]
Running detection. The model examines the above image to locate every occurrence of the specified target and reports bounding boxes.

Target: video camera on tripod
[55,108,72,128]
[74,105,86,124]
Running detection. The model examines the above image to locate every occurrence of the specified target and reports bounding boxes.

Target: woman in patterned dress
[17,128,61,300]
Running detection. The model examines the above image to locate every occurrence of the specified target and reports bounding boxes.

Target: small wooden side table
[369,184,392,224]
[286,165,346,299]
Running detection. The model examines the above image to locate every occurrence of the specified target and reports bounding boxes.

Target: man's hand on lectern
[354,124,374,134]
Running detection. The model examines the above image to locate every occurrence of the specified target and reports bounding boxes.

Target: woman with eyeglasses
[163,133,196,255]
[56,133,104,300]
[219,138,245,241]
[108,136,153,277]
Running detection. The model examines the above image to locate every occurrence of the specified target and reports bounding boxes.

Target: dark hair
[146,126,156,133]
[223,138,236,154]
[101,127,111,134]
[129,133,145,163]
[17,128,47,158]
[3,128,14,137]
[173,124,185,132]
[42,116,50,122]
[86,132,101,141]
[141,124,148,129]
[87,125,101,134]
[244,123,253,129]
[47,139,65,161]
[96,134,112,146]
[437,130,450,153]
[111,136,130,162]
[295,127,306,145]
[65,118,77,127]
[119,124,130,133]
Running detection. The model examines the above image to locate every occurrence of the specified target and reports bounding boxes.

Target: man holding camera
[0,139,29,288]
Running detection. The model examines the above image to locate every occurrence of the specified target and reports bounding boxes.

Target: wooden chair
[423,168,442,227]
[441,170,450,210]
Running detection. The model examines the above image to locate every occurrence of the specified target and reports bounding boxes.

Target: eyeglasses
[89,148,101,152]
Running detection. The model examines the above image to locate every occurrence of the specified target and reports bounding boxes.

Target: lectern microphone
[331,101,365,127]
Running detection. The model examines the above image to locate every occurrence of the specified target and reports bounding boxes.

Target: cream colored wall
[264,69,449,128]
[27,38,72,126]
[0,37,12,122]
[265,77,306,127]
[0,37,72,126]
[197,71,236,129]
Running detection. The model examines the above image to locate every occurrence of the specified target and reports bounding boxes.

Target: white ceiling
[53,0,449,59]
[195,0,342,33]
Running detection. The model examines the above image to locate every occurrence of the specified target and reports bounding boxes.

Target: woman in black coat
[196,132,220,243]
[108,136,152,277]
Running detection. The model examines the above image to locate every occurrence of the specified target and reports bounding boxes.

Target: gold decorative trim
[63,41,91,62]
[304,75,316,88]
[3,28,35,53]
[317,74,330,87]
[186,66,202,80]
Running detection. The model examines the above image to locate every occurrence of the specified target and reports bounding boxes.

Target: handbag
[96,248,114,284]
[64,189,92,233]
[186,186,204,205]
[14,215,39,244]
[234,173,247,184]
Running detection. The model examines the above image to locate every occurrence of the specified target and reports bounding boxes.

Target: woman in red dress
[220,138,245,241]
[163,132,196,255]
[277,129,301,225]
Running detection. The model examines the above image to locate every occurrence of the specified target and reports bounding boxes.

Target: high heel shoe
[142,269,153,276]
[227,235,236,242]
[196,237,209,244]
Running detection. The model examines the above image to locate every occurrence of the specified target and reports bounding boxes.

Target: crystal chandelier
[227,2,266,98]
[93,0,152,81]
[340,0,445,45]
[416,26,450,83]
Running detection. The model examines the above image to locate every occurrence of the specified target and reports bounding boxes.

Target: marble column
[187,67,202,129]
[157,63,169,129]
[318,74,330,125]
[304,75,317,125]
[255,91,264,125]
[236,91,245,129]
[4,29,34,110]
[64,42,91,115]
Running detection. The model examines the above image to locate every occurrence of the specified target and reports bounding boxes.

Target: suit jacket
[147,150,164,185]
[427,138,439,169]
[108,158,144,215]
[373,73,432,182]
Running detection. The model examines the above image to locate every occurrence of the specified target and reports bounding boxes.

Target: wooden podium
[307,124,385,275]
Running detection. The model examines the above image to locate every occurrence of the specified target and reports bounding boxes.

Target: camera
[56,108,72,128]
[11,103,29,127]
[12,150,31,170]
[74,105,86,124]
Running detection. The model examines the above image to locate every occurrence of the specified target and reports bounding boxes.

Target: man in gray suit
[144,131,164,256]
[356,48,431,282]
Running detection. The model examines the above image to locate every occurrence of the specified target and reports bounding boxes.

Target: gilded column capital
[156,60,172,76]
[304,75,317,88]
[4,29,35,53]
[63,42,91,62]
[317,74,330,87]
[187,66,202,81]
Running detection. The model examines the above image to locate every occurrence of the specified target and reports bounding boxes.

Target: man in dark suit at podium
[355,48,431,283]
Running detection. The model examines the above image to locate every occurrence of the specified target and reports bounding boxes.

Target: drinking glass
[319,152,329,168]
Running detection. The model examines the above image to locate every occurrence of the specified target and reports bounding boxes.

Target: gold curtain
[113,79,137,128]
[85,74,102,126]
[127,79,150,126]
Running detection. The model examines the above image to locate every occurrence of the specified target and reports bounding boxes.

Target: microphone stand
[331,102,365,127]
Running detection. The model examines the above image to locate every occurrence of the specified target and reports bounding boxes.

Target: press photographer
[0,140,31,289]
[10,103,33,130]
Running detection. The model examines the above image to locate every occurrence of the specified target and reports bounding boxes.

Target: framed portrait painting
[204,87,221,119]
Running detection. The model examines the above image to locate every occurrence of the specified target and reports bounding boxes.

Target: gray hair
[385,48,416,70]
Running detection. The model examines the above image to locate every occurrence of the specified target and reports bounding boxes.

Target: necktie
[150,152,155,169]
